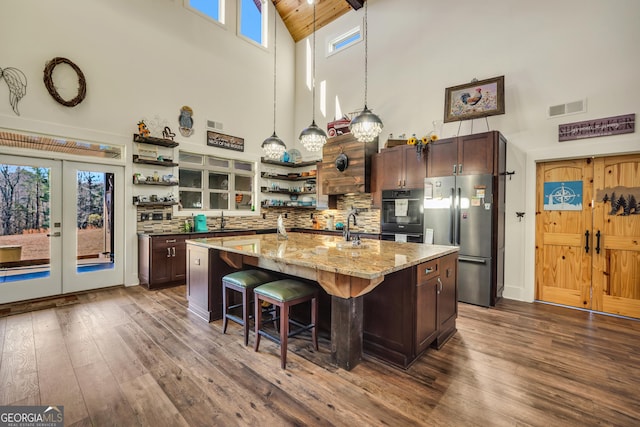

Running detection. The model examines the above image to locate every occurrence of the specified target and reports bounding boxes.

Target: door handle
[458,163,463,174]
[437,277,443,294]
[584,230,590,254]
[456,187,461,245]
[47,232,61,237]
[453,164,457,174]
[167,247,171,257]
[449,187,455,244]
[595,230,601,254]
[172,247,176,257]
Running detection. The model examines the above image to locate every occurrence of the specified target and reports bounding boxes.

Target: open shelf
[261,172,316,181]
[261,158,318,168]
[260,188,316,196]
[133,134,179,148]
[133,155,178,167]
[134,201,178,207]
[134,180,178,186]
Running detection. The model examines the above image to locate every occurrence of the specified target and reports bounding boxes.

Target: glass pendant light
[262,2,286,160]
[299,0,327,152]
[349,0,383,143]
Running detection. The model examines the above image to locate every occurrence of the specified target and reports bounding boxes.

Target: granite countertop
[138,229,271,237]
[187,232,457,280]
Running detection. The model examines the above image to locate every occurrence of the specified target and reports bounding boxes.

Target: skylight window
[185,0,225,24]
[328,26,361,56]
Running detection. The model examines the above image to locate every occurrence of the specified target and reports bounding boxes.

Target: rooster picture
[461,87,482,106]
[0,66,27,116]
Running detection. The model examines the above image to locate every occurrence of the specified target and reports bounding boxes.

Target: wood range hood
[319,133,378,195]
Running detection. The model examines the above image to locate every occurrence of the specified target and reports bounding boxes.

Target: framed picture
[444,76,505,123]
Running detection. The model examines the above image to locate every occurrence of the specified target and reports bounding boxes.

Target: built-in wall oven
[380,189,424,243]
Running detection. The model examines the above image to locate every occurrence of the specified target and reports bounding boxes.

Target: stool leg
[222,284,229,334]
[254,293,262,352]
[242,287,250,346]
[280,303,289,369]
[312,295,318,351]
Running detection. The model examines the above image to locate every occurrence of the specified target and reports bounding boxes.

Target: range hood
[320,133,378,195]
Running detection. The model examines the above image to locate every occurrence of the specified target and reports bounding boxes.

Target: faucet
[219,211,227,230]
[344,208,359,242]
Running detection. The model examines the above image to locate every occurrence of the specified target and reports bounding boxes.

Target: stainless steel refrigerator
[424,174,504,307]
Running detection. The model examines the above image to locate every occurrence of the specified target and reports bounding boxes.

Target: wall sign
[206,130,244,152]
[543,181,583,211]
[558,113,635,142]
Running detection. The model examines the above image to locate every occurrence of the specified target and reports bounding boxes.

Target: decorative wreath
[43,57,86,107]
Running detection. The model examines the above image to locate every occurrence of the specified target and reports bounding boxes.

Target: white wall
[0,0,296,286]
[295,0,640,302]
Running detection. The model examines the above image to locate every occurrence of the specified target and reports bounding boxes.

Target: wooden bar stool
[254,279,319,369]
[222,269,277,346]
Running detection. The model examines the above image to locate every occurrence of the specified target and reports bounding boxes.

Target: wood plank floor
[1,285,639,426]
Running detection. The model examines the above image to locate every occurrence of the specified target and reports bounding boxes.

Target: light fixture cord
[363,0,368,107]
[272,0,277,133]
[312,1,317,122]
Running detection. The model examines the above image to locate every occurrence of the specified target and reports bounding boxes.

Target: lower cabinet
[138,234,188,289]
[363,252,458,368]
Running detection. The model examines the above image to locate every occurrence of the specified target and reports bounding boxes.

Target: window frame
[327,24,362,57]
[237,0,268,48]
[176,151,257,216]
[184,0,226,26]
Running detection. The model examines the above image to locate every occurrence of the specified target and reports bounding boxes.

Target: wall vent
[548,99,587,118]
[207,120,223,130]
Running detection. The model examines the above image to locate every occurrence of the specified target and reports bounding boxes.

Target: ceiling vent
[548,99,587,118]
[207,120,223,130]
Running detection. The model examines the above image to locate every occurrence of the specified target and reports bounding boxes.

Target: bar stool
[254,279,319,369]
[222,269,277,346]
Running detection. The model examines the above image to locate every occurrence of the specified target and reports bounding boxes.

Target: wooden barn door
[536,154,640,319]
[536,159,593,309]
[592,155,640,318]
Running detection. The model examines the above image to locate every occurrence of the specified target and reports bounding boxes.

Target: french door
[536,154,640,319]
[0,155,123,303]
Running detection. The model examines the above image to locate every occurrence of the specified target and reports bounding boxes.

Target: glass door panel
[0,155,62,303]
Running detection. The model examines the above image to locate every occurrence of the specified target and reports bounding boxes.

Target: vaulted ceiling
[274,0,364,42]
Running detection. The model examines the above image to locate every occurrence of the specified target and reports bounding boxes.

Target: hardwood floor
[1,285,639,426]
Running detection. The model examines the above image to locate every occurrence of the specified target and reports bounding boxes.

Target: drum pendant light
[299,0,327,152]
[349,0,383,143]
[262,1,287,159]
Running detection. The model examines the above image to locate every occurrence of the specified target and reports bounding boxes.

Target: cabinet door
[438,254,458,333]
[458,132,495,175]
[370,152,383,208]
[403,145,427,189]
[380,146,404,189]
[172,239,188,283]
[150,239,172,285]
[427,137,458,177]
[416,277,439,354]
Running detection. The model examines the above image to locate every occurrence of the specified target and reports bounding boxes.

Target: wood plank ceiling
[274,0,364,43]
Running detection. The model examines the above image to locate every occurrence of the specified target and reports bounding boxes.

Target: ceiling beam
[344,0,365,10]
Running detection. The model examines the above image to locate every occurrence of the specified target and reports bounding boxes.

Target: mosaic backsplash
[136,193,381,234]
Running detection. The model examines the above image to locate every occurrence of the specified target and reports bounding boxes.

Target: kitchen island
[186,232,458,370]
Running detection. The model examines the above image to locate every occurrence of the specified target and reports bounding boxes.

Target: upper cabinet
[427,131,506,177]
[379,144,427,190]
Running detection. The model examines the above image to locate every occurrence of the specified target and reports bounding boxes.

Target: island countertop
[186,232,458,282]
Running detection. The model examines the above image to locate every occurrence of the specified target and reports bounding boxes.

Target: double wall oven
[380,189,424,242]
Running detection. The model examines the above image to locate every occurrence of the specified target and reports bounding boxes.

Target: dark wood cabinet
[427,131,505,177]
[363,252,458,368]
[370,152,382,208]
[379,144,426,190]
[138,234,188,289]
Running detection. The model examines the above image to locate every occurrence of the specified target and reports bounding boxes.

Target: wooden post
[330,295,363,370]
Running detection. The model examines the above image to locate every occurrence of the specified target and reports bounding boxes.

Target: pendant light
[349,0,383,143]
[261,1,287,160]
[299,0,327,152]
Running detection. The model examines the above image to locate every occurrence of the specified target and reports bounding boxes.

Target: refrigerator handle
[449,187,455,244]
[456,187,461,245]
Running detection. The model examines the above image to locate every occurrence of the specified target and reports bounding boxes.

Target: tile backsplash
[136,193,380,234]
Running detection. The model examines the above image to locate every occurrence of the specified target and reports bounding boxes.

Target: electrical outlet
[284,213,288,219]
[140,213,149,221]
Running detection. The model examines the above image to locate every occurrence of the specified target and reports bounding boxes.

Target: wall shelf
[134,201,178,207]
[133,134,179,148]
[133,155,178,167]
[261,172,316,181]
[261,158,318,168]
[134,180,178,186]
